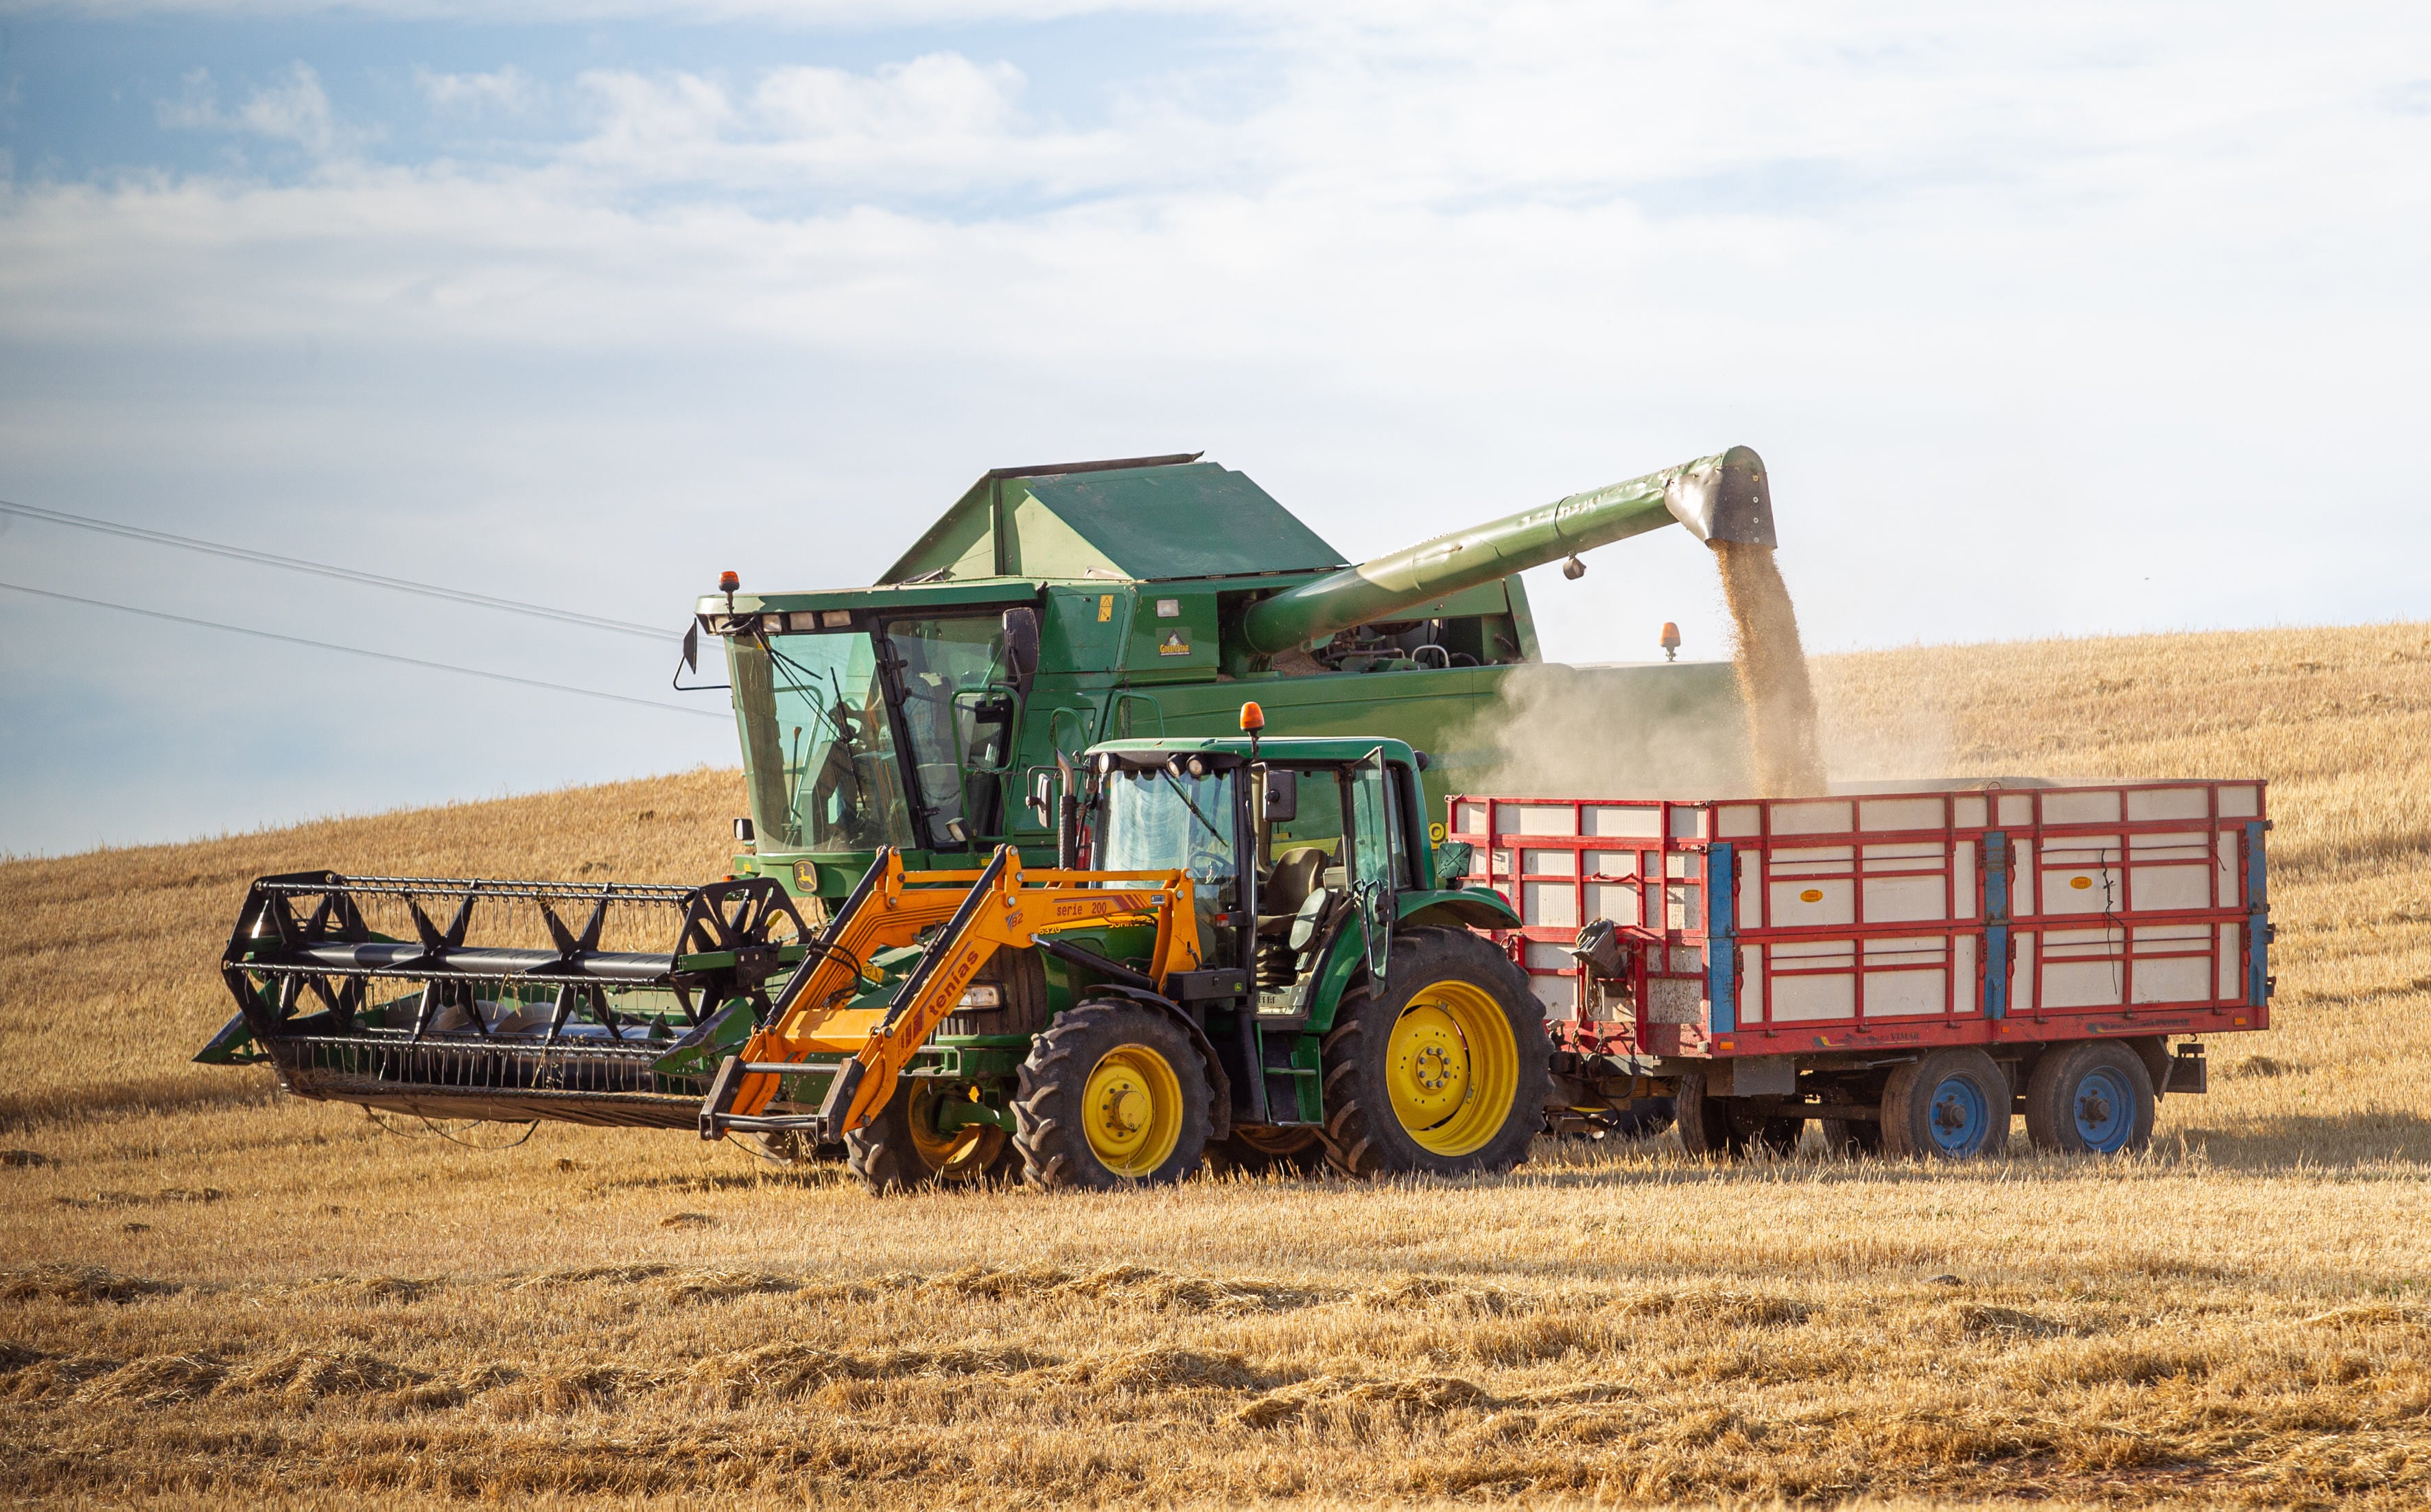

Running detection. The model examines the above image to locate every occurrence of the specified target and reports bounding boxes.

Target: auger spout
[1239,445,1774,657]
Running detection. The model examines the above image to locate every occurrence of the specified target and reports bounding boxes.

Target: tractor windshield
[1099,766,1238,950]
[731,630,913,853]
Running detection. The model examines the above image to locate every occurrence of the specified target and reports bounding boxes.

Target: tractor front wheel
[1319,928,1550,1179]
[1013,1001,1213,1190]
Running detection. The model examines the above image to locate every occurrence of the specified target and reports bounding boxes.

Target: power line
[0,581,727,721]
[0,497,676,641]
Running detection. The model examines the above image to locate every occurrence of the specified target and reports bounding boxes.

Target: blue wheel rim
[2071,1066,2133,1151]
[1925,1074,1990,1154]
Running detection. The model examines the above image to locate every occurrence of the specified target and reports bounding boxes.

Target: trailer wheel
[1206,1126,1324,1178]
[846,1078,1018,1193]
[1880,1049,2010,1159]
[1013,1001,1212,1190]
[2024,1041,2154,1155]
[1817,1117,1882,1159]
[1676,1069,1802,1159]
[1319,928,1550,1179]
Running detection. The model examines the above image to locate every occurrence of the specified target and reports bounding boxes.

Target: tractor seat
[1257,847,1330,935]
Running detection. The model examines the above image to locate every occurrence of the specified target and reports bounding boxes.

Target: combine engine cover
[199,872,810,1128]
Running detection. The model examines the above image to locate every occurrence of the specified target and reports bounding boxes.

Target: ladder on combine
[698,847,1199,1146]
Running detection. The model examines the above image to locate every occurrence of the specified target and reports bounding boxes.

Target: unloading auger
[200,872,812,1126]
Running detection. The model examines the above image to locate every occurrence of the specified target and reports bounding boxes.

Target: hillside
[1,619,2427,1507]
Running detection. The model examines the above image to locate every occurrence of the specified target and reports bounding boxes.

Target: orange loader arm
[702,846,1197,1144]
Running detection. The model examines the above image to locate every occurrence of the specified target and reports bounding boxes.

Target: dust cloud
[1441,539,1857,801]
[1713,541,1827,797]
[1440,659,1752,800]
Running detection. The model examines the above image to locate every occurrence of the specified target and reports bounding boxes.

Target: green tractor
[686,714,1545,1188]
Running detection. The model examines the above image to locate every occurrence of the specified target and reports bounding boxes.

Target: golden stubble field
[3,620,2429,1509]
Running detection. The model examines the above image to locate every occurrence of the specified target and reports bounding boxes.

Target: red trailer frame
[1448,781,2272,1064]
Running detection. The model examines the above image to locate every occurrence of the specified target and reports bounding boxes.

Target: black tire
[1676,1068,1803,1159]
[2024,1041,2155,1155]
[1206,1125,1325,1177]
[1319,928,1551,1179]
[1817,1116,1883,1159]
[1012,1000,1212,1190]
[1610,1097,1678,1141]
[1880,1048,2010,1159]
[845,1078,1020,1194]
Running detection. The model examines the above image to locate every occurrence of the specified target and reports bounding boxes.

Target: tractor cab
[1077,711,1483,1008]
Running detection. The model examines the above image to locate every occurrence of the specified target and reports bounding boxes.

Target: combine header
[204,874,809,1126]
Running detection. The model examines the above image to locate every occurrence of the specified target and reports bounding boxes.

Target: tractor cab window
[883,615,1017,846]
[734,630,912,853]
[1346,752,1397,896]
[1096,764,1238,956]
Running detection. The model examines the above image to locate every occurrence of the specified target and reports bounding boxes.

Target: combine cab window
[734,631,912,852]
[884,615,1016,845]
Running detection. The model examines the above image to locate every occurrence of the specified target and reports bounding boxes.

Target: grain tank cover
[882,458,1348,584]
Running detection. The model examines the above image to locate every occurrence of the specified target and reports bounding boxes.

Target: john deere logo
[1157,628,1191,657]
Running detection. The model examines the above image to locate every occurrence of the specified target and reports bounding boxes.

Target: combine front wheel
[1319,929,1550,1179]
[1013,1001,1212,1189]
[846,1078,1020,1193]
[1676,1069,1804,1159]
[1206,1126,1324,1177]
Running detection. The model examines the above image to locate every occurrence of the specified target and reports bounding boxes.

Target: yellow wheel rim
[1386,980,1520,1157]
[905,1081,1005,1182]
[1082,1044,1184,1178]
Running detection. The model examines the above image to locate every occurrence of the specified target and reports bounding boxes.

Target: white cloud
[556,54,1140,193]
[416,65,540,113]
[155,62,339,156]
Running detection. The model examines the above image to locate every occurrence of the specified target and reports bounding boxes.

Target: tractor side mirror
[1255,766,1297,823]
[1001,606,1041,699]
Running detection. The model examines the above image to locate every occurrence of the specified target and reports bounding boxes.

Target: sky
[1,1,2426,856]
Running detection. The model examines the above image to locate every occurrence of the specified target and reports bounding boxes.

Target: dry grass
[4,623,2430,1508]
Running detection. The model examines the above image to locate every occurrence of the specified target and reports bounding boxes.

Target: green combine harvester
[202,447,1776,1186]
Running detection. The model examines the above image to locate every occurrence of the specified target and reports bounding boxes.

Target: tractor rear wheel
[1319,928,1549,1179]
[846,1077,1019,1193]
[1013,1000,1212,1190]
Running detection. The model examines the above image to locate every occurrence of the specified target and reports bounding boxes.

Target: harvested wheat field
[3,621,2429,1509]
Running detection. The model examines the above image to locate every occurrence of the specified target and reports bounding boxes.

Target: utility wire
[0,581,726,720]
[0,497,674,640]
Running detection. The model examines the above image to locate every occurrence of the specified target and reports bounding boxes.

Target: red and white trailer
[1448,780,2271,1157]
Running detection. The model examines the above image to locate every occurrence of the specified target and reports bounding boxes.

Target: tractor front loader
[695,844,1218,1187]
